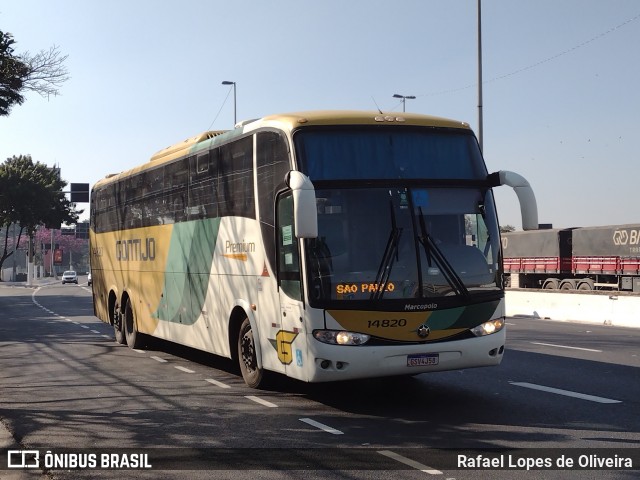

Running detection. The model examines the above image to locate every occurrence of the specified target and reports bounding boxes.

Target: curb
[0,280,61,289]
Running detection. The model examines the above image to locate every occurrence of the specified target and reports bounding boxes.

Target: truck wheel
[238,317,264,388]
[578,280,594,291]
[542,279,559,290]
[559,280,576,291]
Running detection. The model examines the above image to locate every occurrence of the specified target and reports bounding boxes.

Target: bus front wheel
[238,317,264,388]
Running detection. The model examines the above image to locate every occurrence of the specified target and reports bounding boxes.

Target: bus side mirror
[286,171,318,239]
[488,170,539,231]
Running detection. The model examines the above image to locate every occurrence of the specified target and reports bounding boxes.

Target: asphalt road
[0,281,638,479]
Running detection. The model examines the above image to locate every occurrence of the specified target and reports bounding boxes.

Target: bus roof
[250,110,471,131]
[93,110,472,190]
[149,130,227,163]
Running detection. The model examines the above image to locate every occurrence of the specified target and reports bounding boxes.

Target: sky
[1,0,639,229]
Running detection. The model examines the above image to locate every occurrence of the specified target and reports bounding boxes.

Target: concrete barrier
[505,290,639,329]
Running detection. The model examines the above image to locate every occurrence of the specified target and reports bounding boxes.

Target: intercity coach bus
[89,110,538,388]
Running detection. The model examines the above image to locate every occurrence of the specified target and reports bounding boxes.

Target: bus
[89,110,538,388]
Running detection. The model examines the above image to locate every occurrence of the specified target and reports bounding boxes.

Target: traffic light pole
[26,235,33,287]
[51,228,57,279]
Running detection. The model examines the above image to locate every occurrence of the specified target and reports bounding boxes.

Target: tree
[500,225,516,233]
[0,30,69,116]
[0,31,29,115]
[20,44,70,99]
[0,155,81,277]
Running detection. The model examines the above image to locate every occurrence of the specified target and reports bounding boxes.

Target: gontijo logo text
[116,238,156,261]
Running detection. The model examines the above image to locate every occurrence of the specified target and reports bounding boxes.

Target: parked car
[62,271,78,284]
[87,273,92,286]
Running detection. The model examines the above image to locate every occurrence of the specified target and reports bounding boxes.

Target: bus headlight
[470,318,505,337]
[313,330,371,345]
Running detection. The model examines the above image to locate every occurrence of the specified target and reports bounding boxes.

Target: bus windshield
[305,187,501,305]
[295,127,487,181]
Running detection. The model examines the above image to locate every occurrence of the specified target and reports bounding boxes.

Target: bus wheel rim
[241,331,256,372]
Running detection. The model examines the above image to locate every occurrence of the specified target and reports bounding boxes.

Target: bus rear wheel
[114,320,126,345]
[112,301,126,345]
[238,317,264,388]
[124,298,143,349]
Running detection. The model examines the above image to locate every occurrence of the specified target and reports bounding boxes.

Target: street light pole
[477,0,484,152]
[221,80,237,125]
[392,93,416,112]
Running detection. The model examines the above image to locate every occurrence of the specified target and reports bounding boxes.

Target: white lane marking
[132,349,146,354]
[90,330,101,334]
[377,450,442,475]
[245,395,278,408]
[299,418,344,435]
[150,356,168,363]
[531,342,602,352]
[101,335,111,339]
[510,382,621,404]
[205,378,231,389]
[29,287,103,336]
[175,366,195,373]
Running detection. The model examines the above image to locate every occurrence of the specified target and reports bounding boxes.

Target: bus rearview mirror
[287,171,318,239]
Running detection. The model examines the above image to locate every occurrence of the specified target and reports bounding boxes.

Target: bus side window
[165,159,188,223]
[257,131,290,276]
[189,150,217,220]
[277,193,301,300]
[218,137,255,219]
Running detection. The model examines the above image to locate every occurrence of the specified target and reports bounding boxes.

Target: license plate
[407,353,439,367]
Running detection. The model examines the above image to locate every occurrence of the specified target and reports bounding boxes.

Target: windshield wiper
[371,199,402,300]
[416,206,469,297]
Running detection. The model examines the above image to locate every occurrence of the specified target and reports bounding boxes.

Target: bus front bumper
[302,329,506,383]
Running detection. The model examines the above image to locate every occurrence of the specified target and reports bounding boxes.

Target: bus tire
[123,297,142,350]
[112,300,126,345]
[114,319,126,345]
[238,316,264,388]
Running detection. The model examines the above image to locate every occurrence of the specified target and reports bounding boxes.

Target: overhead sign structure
[70,183,90,203]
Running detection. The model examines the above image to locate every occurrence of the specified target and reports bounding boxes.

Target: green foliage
[0,155,82,274]
[500,225,516,233]
[0,30,29,116]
